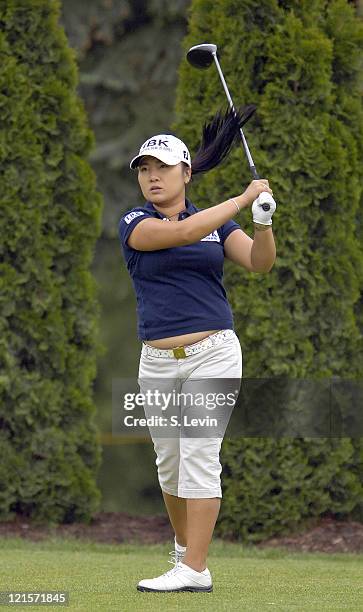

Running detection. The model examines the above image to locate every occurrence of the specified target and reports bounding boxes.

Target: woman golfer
[118,106,276,593]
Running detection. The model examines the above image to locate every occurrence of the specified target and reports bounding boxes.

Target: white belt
[142,329,235,359]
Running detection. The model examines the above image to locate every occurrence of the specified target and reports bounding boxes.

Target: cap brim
[129,152,182,169]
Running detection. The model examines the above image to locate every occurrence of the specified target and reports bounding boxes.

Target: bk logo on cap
[142,138,169,149]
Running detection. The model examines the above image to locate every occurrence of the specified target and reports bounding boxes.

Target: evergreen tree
[0,0,103,522]
[173,0,363,539]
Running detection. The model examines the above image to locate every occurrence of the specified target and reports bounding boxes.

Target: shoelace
[168,550,185,566]
[162,560,183,578]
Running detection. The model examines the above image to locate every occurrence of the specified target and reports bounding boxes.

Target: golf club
[187,43,271,211]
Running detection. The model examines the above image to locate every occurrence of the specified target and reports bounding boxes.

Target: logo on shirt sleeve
[124,211,145,224]
[201,230,220,242]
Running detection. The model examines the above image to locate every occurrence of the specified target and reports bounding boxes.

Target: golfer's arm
[183,195,247,243]
[251,226,276,273]
[128,195,247,251]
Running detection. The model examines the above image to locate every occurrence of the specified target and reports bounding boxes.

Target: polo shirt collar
[144,198,196,219]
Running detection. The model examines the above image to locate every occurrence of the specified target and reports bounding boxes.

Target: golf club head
[187,43,217,69]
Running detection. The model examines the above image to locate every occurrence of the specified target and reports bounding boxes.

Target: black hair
[190,104,257,176]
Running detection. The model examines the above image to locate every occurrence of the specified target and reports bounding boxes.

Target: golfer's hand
[240,179,273,208]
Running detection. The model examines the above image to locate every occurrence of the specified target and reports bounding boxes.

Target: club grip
[250,165,260,180]
[251,166,271,210]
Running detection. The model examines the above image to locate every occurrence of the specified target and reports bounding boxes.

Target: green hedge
[0,0,104,523]
[173,0,363,541]
[217,438,362,542]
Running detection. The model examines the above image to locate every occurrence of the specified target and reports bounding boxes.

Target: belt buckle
[172,346,187,359]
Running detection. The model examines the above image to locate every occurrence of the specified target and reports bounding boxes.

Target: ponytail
[190,104,257,176]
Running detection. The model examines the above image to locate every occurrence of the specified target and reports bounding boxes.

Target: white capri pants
[137,330,242,499]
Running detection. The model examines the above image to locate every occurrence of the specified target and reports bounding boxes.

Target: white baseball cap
[129,134,191,169]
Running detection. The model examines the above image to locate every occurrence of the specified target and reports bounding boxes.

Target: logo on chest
[200,230,220,243]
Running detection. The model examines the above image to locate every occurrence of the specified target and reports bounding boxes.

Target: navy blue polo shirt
[118,198,241,340]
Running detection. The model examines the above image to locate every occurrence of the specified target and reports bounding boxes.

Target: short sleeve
[218,218,241,246]
[118,207,153,250]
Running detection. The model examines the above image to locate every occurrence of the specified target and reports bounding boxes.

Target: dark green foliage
[173,0,363,540]
[218,438,362,542]
[0,0,104,523]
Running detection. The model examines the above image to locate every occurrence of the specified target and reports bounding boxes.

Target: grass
[0,536,362,611]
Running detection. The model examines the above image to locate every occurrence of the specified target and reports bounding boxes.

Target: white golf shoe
[136,560,213,593]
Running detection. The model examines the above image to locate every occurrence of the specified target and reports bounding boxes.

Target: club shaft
[212,53,260,180]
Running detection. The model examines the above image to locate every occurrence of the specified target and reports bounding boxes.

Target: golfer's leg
[183,497,221,572]
[178,331,243,572]
[178,436,223,571]
[161,490,187,546]
[138,350,184,541]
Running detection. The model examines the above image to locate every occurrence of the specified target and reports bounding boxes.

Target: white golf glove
[252,192,277,226]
